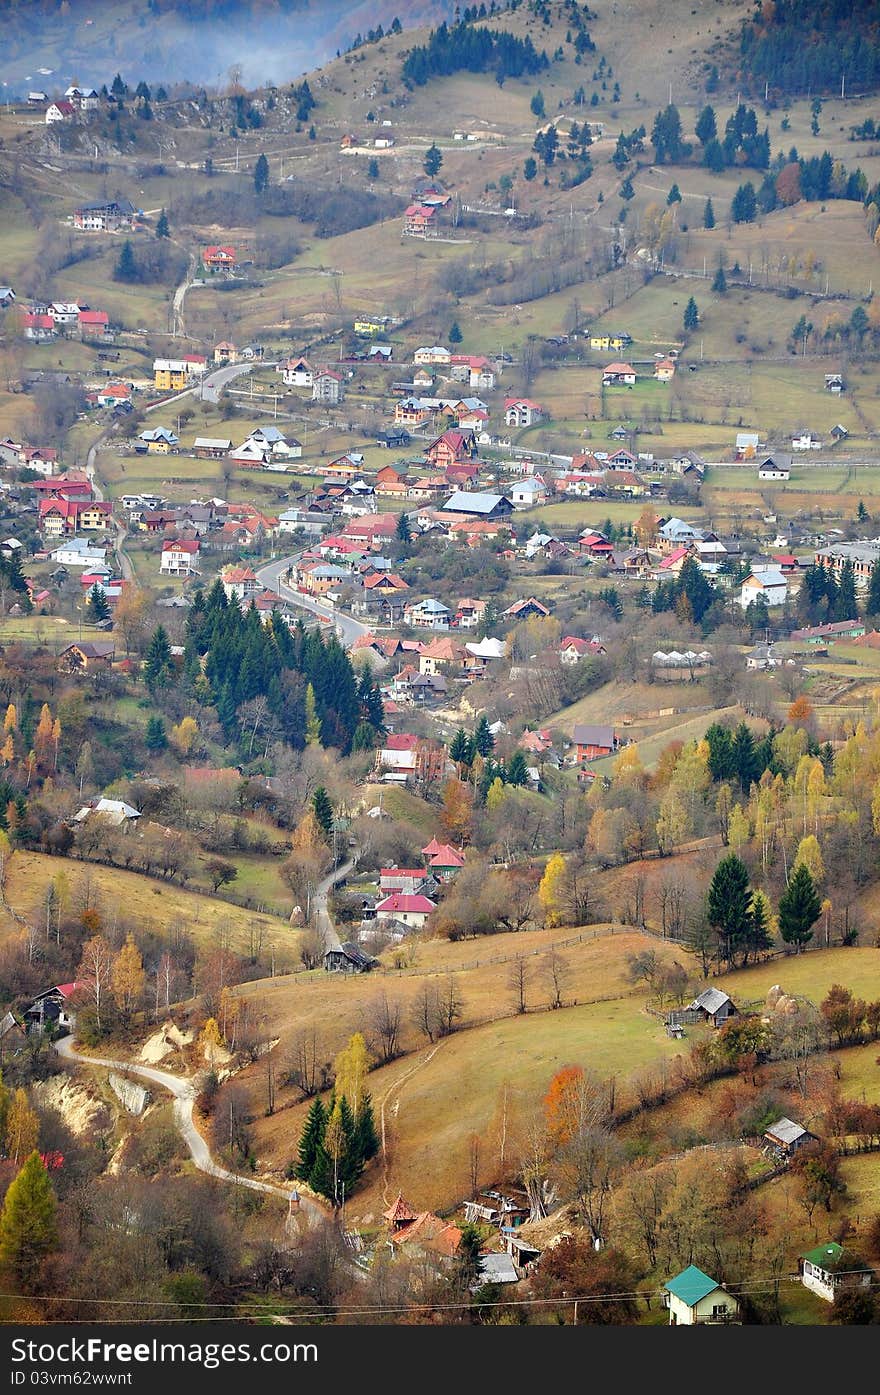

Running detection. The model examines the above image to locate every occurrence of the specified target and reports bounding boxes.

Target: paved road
[54,1035,322,1218]
[315,855,357,952]
[171,254,197,338]
[256,554,371,650]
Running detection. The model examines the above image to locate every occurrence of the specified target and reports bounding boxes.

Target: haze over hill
[0,0,455,93]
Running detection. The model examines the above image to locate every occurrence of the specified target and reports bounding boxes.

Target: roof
[571,723,615,748]
[383,1194,417,1224]
[799,1242,868,1273]
[603,361,636,374]
[330,941,377,968]
[663,1266,724,1307]
[162,538,200,554]
[765,1117,812,1146]
[429,846,465,868]
[375,893,436,914]
[690,988,732,1014]
[442,491,505,515]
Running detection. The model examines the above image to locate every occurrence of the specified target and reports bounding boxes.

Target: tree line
[402,20,550,87]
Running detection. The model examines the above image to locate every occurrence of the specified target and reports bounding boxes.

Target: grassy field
[4,850,300,967]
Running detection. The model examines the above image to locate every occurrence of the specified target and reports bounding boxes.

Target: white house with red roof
[505,398,545,428]
[559,635,606,665]
[220,564,260,603]
[202,245,236,271]
[79,309,111,340]
[375,892,436,929]
[379,868,428,895]
[46,101,76,124]
[160,538,201,576]
[449,354,496,390]
[602,362,637,386]
[21,311,56,341]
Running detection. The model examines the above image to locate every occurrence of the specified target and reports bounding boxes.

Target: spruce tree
[254,152,269,194]
[396,512,412,545]
[474,714,494,757]
[833,559,858,621]
[450,727,471,766]
[683,296,699,331]
[144,625,173,691]
[423,143,443,177]
[703,197,715,229]
[448,320,463,344]
[338,1095,364,1191]
[506,750,529,786]
[778,865,821,952]
[293,1097,326,1182]
[85,582,111,624]
[144,716,167,752]
[355,1093,379,1162]
[0,1151,58,1291]
[114,240,137,282]
[712,265,727,293]
[707,853,754,968]
[732,721,760,793]
[667,182,682,205]
[155,208,170,238]
[312,786,334,842]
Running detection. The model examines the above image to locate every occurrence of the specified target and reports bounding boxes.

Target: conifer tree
[395,512,412,545]
[312,786,334,842]
[155,208,170,238]
[294,1097,326,1181]
[253,152,269,194]
[707,853,754,967]
[144,625,174,691]
[778,864,821,952]
[85,582,111,624]
[114,240,137,282]
[506,750,529,786]
[683,296,699,331]
[355,1093,379,1161]
[474,714,494,757]
[144,716,167,751]
[703,197,715,229]
[0,1152,58,1291]
[304,683,322,745]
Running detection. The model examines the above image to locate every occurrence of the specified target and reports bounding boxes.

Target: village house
[138,427,179,454]
[379,868,428,896]
[505,398,545,428]
[800,1243,873,1304]
[825,373,845,394]
[39,497,111,537]
[790,618,866,643]
[160,539,200,577]
[281,357,313,388]
[589,332,630,352]
[449,354,496,390]
[414,345,451,366]
[73,198,136,231]
[440,490,513,521]
[21,311,56,342]
[403,204,438,238]
[739,566,789,609]
[503,597,551,622]
[404,597,451,630]
[791,431,822,452]
[79,309,112,342]
[375,892,436,931]
[323,942,377,973]
[312,369,344,405]
[814,541,880,591]
[559,635,605,665]
[663,1267,741,1326]
[96,383,132,409]
[763,1117,818,1159]
[735,431,761,460]
[602,361,636,387]
[568,722,618,763]
[757,452,792,481]
[202,245,236,273]
[46,101,76,124]
[510,477,549,508]
[23,983,81,1035]
[65,86,99,111]
[221,565,260,604]
[57,640,115,673]
[653,357,677,382]
[685,988,737,1027]
[418,636,467,676]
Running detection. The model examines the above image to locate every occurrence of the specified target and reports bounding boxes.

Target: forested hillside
[738,0,880,96]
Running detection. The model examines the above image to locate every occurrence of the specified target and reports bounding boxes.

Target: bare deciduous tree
[366,992,402,1064]
[542,949,571,1009]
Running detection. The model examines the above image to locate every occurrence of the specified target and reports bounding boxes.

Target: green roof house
[800,1243,873,1303]
[662,1266,741,1326]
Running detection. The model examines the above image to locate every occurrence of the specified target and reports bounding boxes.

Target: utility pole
[235,143,240,173]
[841,72,846,100]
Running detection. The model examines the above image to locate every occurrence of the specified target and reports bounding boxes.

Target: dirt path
[377,1040,446,1207]
[54,1035,322,1219]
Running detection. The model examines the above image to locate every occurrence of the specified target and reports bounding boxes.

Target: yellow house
[589,333,629,352]
[663,1267,741,1326]
[153,357,189,391]
[78,503,111,529]
[354,319,385,337]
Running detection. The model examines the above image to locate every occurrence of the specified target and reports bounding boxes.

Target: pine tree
[293,1097,326,1181]
[144,716,167,752]
[683,296,699,331]
[114,240,137,282]
[143,625,174,690]
[304,682,322,745]
[707,853,754,967]
[474,714,494,757]
[833,559,858,621]
[448,320,463,344]
[312,786,334,842]
[619,175,634,200]
[450,727,471,767]
[155,208,169,238]
[732,721,760,793]
[748,888,774,959]
[506,750,529,786]
[530,90,545,118]
[667,182,682,205]
[85,582,110,624]
[523,156,538,181]
[423,143,443,177]
[395,512,412,545]
[712,265,727,293]
[778,864,821,952]
[866,559,880,618]
[703,197,715,229]
[0,1152,58,1291]
[367,157,379,179]
[695,104,717,146]
[354,1092,379,1161]
[254,152,269,194]
[731,181,757,223]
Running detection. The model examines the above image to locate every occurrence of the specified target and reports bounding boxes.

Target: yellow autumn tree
[34,704,53,766]
[794,834,824,887]
[486,777,508,812]
[333,1032,371,1118]
[727,803,751,854]
[51,719,62,770]
[613,744,645,786]
[538,852,567,928]
[3,704,16,733]
[0,733,13,765]
[170,716,199,757]
[200,1017,223,1066]
[218,985,239,1047]
[5,1088,39,1166]
[655,789,690,854]
[111,933,146,1023]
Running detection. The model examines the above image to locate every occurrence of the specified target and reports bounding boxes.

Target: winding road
[256,553,371,650]
[54,1034,322,1219]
